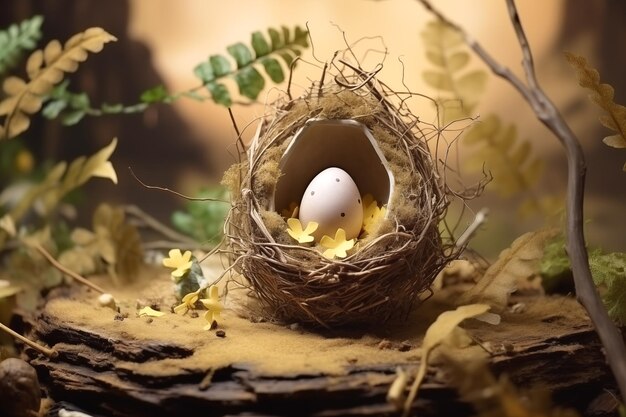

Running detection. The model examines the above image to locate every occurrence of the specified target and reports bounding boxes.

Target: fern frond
[421,20,487,125]
[565,52,626,170]
[0,15,43,76]
[0,27,116,139]
[464,115,545,203]
[193,25,308,106]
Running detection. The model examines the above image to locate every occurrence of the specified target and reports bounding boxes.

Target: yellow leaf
[425,50,445,67]
[448,51,470,73]
[456,70,488,101]
[464,115,501,145]
[71,228,96,245]
[0,214,16,237]
[286,218,318,244]
[399,304,491,415]
[423,70,454,91]
[137,306,165,317]
[2,77,27,96]
[462,229,559,309]
[44,40,62,66]
[421,20,463,50]
[0,280,21,299]
[58,246,97,275]
[603,134,626,149]
[91,161,118,184]
[510,141,531,166]
[566,52,626,169]
[77,138,118,185]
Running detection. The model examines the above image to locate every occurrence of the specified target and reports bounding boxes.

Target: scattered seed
[216,330,226,338]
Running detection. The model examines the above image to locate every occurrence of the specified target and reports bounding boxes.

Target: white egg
[299,167,363,241]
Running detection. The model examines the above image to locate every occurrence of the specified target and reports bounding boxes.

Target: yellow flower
[320,228,355,259]
[174,288,202,315]
[363,204,387,235]
[162,249,193,279]
[200,285,223,330]
[281,202,299,218]
[287,218,318,244]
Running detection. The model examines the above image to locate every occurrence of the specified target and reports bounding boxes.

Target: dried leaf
[399,304,491,416]
[463,229,559,309]
[0,280,21,299]
[566,52,626,170]
[0,214,16,237]
[0,27,116,139]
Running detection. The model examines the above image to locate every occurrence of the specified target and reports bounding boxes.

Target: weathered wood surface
[22,295,617,417]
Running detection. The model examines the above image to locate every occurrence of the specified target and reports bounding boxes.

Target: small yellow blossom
[320,228,355,259]
[200,285,223,330]
[138,306,165,317]
[174,288,202,315]
[281,202,299,218]
[162,249,193,279]
[287,218,319,244]
[363,204,387,235]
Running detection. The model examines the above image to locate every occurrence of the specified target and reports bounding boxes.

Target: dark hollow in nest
[223,72,459,328]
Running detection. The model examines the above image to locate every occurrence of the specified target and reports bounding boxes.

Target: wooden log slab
[20,270,616,417]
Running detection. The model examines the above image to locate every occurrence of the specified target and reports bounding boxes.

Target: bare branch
[417,0,626,401]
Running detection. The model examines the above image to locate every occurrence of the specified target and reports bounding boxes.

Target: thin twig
[128,167,229,203]
[124,204,198,246]
[33,243,106,294]
[417,0,626,401]
[455,208,488,248]
[0,322,57,358]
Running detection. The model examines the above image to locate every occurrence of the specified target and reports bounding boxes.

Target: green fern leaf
[191,25,308,105]
[227,43,253,68]
[260,57,284,83]
[0,15,43,75]
[541,234,626,324]
[207,82,231,107]
[251,31,271,57]
[234,66,265,100]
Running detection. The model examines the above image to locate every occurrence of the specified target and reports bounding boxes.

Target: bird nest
[223,65,462,327]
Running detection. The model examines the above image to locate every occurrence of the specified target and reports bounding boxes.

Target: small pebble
[98,293,117,311]
[145,318,153,324]
[288,323,300,331]
[398,341,412,352]
[216,330,226,338]
[509,303,526,314]
[378,340,393,350]
[190,311,199,318]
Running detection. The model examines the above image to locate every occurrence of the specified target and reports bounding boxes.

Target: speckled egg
[299,167,363,241]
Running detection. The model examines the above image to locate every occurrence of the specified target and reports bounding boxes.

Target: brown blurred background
[1,0,624,257]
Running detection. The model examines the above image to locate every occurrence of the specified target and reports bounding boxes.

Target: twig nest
[0,358,41,417]
[224,77,456,327]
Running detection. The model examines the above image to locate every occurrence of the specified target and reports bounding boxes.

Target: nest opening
[223,75,464,327]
